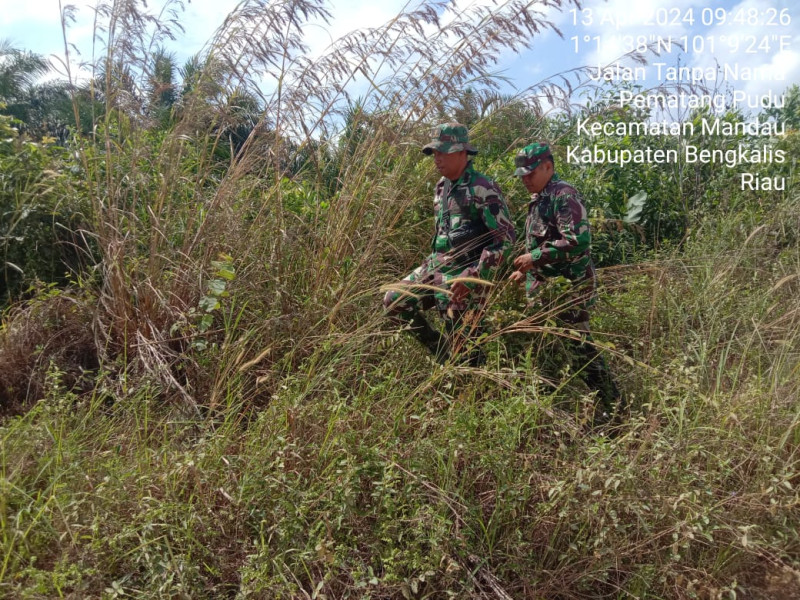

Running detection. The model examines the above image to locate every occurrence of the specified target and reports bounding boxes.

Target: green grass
[2,207,799,597]
[1,1,799,597]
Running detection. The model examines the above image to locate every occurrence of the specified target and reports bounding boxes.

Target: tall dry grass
[45,0,589,410]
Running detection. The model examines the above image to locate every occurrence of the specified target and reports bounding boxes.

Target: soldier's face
[433,150,468,180]
[521,160,553,194]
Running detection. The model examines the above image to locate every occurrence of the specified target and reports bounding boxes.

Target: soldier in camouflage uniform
[509,142,621,422]
[383,123,515,365]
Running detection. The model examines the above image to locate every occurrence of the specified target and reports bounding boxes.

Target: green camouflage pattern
[384,162,515,317]
[514,142,553,176]
[516,151,621,411]
[523,176,597,316]
[422,123,479,155]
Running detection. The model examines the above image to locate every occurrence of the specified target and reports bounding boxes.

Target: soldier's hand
[450,280,471,303]
[509,270,526,285]
[513,253,534,273]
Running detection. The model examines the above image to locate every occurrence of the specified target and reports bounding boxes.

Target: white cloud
[179,0,243,52]
[7,0,793,110]
[305,0,410,58]
[0,0,61,28]
[576,0,698,67]
[689,0,799,99]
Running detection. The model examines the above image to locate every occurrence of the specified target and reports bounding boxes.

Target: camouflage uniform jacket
[430,162,515,284]
[524,175,595,288]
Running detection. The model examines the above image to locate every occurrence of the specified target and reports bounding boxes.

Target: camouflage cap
[421,123,478,155]
[514,142,553,176]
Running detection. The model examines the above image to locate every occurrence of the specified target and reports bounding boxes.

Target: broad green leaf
[623,191,647,224]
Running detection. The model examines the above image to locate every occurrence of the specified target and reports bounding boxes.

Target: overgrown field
[1,0,799,598]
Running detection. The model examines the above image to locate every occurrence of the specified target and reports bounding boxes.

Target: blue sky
[3,0,798,109]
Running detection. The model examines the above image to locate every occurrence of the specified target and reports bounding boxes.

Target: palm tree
[0,40,50,125]
[766,84,800,131]
[147,46,178,127]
